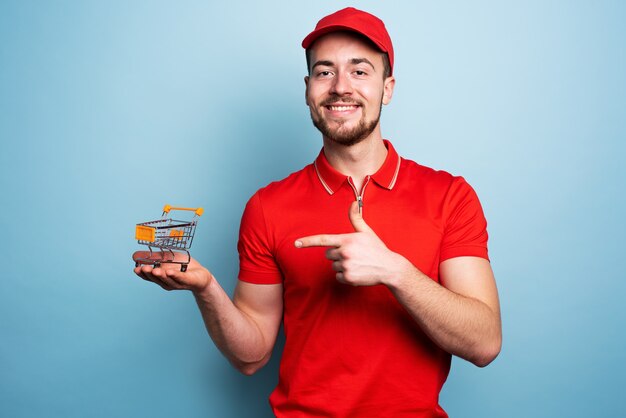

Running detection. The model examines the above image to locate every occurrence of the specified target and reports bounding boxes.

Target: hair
[305,32,392,80]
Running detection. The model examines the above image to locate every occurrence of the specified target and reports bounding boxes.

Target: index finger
[295,234,345,248]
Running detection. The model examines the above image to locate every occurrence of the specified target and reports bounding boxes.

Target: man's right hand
[132,251,213,294]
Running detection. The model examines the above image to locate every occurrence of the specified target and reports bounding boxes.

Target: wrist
[192,268,216,298]
[383,253,416,290]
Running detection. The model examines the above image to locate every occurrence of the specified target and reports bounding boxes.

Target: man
[134,7,501,417]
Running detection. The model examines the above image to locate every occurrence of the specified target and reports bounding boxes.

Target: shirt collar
[313,140,401,195]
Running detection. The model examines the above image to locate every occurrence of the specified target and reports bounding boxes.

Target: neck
[322,130,388,192]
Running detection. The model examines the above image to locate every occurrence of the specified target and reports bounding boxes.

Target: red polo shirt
[238,140,489,417]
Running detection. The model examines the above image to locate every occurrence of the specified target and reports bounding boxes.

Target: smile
[326,105,359,111]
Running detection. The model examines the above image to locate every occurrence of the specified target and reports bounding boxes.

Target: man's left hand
[295,201,412,286]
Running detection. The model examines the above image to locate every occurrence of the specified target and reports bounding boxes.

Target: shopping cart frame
[134,205,203,272]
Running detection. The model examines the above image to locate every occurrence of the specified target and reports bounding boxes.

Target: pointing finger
[295,234,344,248]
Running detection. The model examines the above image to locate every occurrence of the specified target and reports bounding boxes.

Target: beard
[310,97,383,147]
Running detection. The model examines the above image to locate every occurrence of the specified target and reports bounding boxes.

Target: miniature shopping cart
[135,205,204,271]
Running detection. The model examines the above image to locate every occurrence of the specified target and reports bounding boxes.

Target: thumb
[349,200,373,233]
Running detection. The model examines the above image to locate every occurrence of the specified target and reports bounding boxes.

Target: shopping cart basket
[135,205,203,271]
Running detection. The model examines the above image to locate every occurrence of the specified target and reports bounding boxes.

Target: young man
[134,7,501,417]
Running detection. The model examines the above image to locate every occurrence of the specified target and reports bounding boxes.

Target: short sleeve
[440,177,489,262]
[237,191,283,284]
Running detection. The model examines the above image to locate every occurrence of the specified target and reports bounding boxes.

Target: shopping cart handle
[162,205,204,217]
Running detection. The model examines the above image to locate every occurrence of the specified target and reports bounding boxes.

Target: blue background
[1,1,625,417]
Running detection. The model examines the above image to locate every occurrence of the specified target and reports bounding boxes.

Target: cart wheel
[181,264,188,272]
[154,262,161,268]
[135,262,139,268]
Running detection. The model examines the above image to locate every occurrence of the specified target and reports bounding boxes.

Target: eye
[316,70,332,78]
[354,70,367,76]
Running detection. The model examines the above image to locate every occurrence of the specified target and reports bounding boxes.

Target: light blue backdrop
[1,1,625,417]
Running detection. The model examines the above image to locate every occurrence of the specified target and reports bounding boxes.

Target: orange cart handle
[162,205,204,217]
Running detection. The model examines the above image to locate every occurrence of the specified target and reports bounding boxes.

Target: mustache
[320,97,363,107]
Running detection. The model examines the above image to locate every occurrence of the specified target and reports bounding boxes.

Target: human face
[305,32,395,146]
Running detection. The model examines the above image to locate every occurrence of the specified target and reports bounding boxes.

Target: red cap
[302,7,394,75]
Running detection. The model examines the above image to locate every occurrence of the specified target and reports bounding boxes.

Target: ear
[304,75,310,106]
[382,76,395,105]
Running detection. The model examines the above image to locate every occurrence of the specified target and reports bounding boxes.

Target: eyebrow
[311,58,376,71]
[311,60,334,70]
[349,58,375,69]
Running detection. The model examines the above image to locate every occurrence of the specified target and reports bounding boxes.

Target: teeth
[329,105,356,111]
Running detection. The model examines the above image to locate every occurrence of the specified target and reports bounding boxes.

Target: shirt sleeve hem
[440,246,490,263]
[238,269,283,284]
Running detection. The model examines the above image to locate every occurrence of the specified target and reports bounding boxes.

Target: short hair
[305,32,392,80]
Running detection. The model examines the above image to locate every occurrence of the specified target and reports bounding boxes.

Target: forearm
[386,263,501,367]
[193,278,273,373]
[133,253,279,374]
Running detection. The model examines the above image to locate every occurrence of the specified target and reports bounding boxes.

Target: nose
[330,71,352,96]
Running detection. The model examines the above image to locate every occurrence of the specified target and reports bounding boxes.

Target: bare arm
[296,202,501,367]
[194,279,283,375]
[133,253,283,375]
[384,256,501,367]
